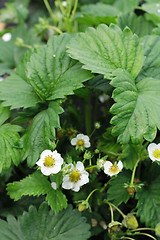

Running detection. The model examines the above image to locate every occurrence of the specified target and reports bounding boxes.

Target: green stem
[47,25,63,34]
[130,159,140,185]
[57,0,66,15]
[85,165,98,170]
[43,0,55,22]
[108,203,114,222]
[70,0,78,20]
[84,93,92,136]
[104,200,126,218]
[86,189,99,202]
[120,237,135,240]
[132,232,157,240]
[131,228,155,232]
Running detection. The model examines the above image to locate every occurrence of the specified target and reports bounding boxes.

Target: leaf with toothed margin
[67,24,144,79]
[110,69,160,144]
[0,203,91,240]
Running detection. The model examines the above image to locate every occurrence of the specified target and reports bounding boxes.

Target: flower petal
[76,161,84,171]
[50,165,62,174]
[40,166,52,176]
[117,161,123,171]
[51,182,57,190]
[40,150,53,159]
[36,159,44,167]
[71,138,77,145]
[77,134,84,139]
[72,183,80,192]
[62,180,73,190]
[103,161,112,174]
[84,141,91,148]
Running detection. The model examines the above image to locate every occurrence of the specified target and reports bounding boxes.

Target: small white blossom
[104,161,123,176]
[2,33,12,42]
[62,161,89,192]
[62,1,67,6]
[36,149,63,176]
[97,159,105,169]
[148,143,160,161]
[0,77,4,82]
[71,134,91,150]
[51,182,57,190]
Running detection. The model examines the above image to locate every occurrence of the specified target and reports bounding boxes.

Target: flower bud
[56,128,66,139]
[155,223,160,237]
[126,186,137,196]
[108,221,122,233]
[122,214,138,229]
[78,202,87,212]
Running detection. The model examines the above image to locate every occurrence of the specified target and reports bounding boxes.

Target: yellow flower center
[153,148,160,159]
[69,170,81,182]
[44,155,55,167]
[77,139,84,147]
[109,165,119,174]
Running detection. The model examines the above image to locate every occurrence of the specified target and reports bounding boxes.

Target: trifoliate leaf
[137,35,160,81]
[7,171,67,213]
[118,13,154,37]
[27,33,92,101]
[0,123,22,173]
[136,176,160,227]
[107,170,131,206]
[0,204,91,240]
[7,171,51,201]
[110,69,160,144]
[67,24,144,79]
[22,101,63,167]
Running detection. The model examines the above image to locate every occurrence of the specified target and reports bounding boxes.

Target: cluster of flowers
[36,133,123,192]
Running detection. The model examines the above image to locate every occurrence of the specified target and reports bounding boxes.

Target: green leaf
[7,171,67,213]
[0,204,91,240]
[0,103,10,126]
[137,35,160,81]
[113,0,139,14]
[0,73,41,109]
[46,190,67,213]
[136,176,160,227]
[67,24,144,79]
[117,13,154,37]
[140,3,160,19]
[0,123,22,173]
[22,101,63,167]
[97,128,121,158]
[76,3,119,26]
[110,69,160,144]
[119,144,139,170]
[27,33,92,100]
[7,171,51,201]
[107,170,131,206]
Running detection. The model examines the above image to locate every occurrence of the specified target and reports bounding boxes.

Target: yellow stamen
[153,148,160,159]
[69,170,81,182]
[44,155,55,167]
[77,139,84,147]
[109,165,119,174]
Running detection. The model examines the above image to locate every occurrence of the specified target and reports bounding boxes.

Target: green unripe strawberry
[122,214,138,229]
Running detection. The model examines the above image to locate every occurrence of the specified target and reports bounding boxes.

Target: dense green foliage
[1,0,160,239]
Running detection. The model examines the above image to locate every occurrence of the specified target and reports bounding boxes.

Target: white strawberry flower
[97,159,105,169]
[71,134,91,150]
[148,143,160,161]
[104,161,123,177]
[62,161,89,192]
[36,150,63,176]
[2,33,12,42]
